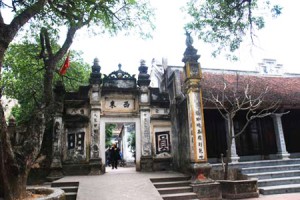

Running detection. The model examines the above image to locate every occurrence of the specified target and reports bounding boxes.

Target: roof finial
[94,58,99,66]
[185,31,193,47]
[182,31,200,63]
[140,59,146,66]
[118,63,122,71]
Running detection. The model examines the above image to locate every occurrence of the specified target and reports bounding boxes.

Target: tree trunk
[0,100,27,200]
[3,169,29,200]
[44,61,54,108]
[224,116,233,180]
[0,152,3,198]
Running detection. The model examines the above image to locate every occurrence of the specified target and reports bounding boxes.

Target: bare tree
[203,74,284,180]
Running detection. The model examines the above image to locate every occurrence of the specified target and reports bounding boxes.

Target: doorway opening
[105,122,136,170]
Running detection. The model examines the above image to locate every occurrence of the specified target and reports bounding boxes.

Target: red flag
[59,52,70,75]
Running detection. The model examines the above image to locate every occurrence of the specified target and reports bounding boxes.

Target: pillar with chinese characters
[182,32,211,182]
[89,58,103,174]
[137,60,153,171]
[47,81,65,181]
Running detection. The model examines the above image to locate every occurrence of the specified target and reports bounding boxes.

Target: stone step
[258,176,300,187]
[240,158,300,168]
[56,186,78,193]
[151,176,191,183]
[246,170,300,179]
[157,186,193,194]
[241,164,300,174]
[65,192,77,200]
[51,181,79,200]
[42,182,52,187]
[153,180,191,188]
[213,158,300,169]
[51,181,79,187]
[259,184,300,195]
[161,192,198,200]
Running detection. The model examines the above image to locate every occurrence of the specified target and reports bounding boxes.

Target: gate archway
[100,117,141,172]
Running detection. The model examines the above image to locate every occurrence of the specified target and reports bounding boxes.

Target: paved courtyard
[55,167,300,200]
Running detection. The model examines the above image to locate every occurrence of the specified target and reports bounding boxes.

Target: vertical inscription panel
[188,91,207,162]
[141,111,151,156]
[90,110,101,159]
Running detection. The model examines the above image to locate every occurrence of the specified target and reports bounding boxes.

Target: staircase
[51,181,79,200]
[240,158,300,195]
[150,176,199,200]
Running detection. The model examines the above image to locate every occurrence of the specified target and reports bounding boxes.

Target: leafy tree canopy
[105,123,116,148]
[2,0,155,42]
[2,41,90,123]
[184,0,282,60]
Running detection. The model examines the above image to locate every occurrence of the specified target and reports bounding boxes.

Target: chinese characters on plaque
[104,98,135,112]
[155,131,171,154]
[67,132,85,154]
[151,108,169,115]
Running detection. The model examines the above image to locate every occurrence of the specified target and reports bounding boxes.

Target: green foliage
[127,131,136,157]
[15,0,155,42]
[10,105,21,123]
[184,0,282,59]
[105,123,116,148]
[2,41,90,123]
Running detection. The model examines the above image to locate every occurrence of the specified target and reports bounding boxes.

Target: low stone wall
[208,165,259,199]
[191,182,222,200]
[27,187,65,200]
[218,179,259,199]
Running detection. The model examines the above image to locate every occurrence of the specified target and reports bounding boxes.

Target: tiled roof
[201,72,300,108]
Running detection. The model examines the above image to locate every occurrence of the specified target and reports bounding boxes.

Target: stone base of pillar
[89,159,103,175]
[277,153,290,160]
[188,163,222,200]
[189,163,213,184]
[140,156,153,172]
[229,156,240,163]
[46,168,64,182]
[191,182,222,200]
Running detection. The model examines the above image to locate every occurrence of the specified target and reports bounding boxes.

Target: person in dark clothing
[110,143,120,169]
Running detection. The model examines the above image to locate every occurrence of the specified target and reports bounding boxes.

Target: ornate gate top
[102,64,137,89]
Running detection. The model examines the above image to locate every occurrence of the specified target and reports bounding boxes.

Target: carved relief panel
[64,128,87,162]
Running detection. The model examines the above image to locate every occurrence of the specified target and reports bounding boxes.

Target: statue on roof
[185,31,193,48]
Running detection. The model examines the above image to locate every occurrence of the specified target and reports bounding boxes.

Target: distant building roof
[201,72,300,108]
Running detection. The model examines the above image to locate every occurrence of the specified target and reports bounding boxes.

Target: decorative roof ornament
[185,31,193,47]
[103,63,135,79]
[102,63,137,89]
[182,31,200,63]
[138,59,151,87]
[92,58,101,74]
[89,58,102,84]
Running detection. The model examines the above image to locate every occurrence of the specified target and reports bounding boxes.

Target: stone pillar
[89,58,103,174]
[138,60,153,171]
[47,81,65,181]
[271,113,290,159]
[182,32,211,182]
[182,32,221,199]
[225,118,240,163]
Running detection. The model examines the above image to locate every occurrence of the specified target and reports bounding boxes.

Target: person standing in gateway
[110,143,120,169]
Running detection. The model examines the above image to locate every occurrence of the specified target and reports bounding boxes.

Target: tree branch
[8,0,47,42]
[53,26,78,64]
[42,28,53,58]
